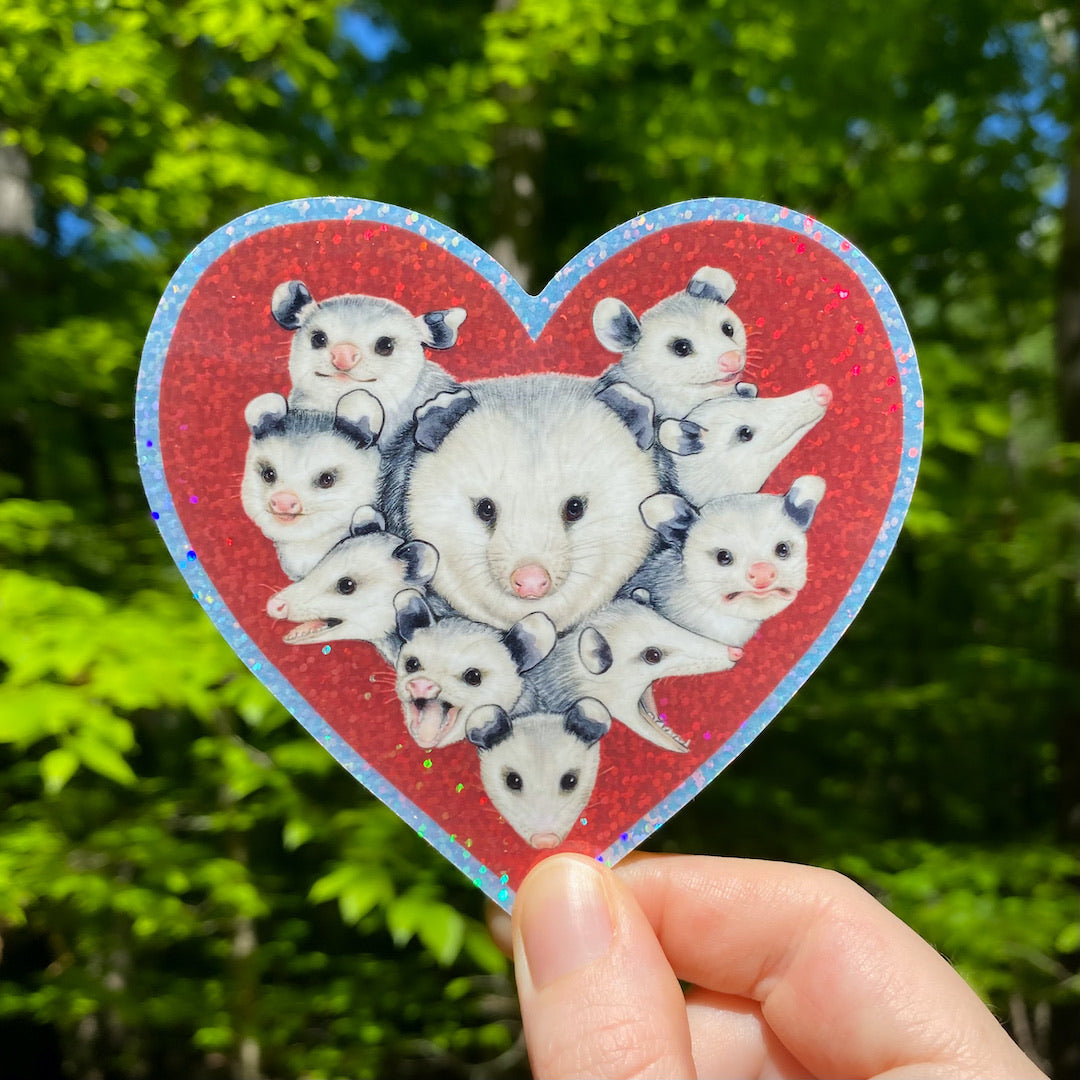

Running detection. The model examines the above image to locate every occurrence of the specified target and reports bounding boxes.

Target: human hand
[488,852,1046,1079]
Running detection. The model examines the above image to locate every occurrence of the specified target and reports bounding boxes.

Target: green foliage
[0,0,1076,1076]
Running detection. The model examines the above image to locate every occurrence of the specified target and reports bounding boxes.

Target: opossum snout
[511,564,551,599]
[269,491,302,519]
[747,561,777,589]
[330,343,360,371]
[406,677,441,700]
[812,383,833,407]
[267,595,289,620]
[718,349,744,375]
[530,832,561,849]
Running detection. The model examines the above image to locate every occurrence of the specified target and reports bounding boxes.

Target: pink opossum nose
[269,491,302,517]
[530,833,561,850]
[717,349,743,374]
[511,564,551,599]
[330,343,359,371]
[407,678,440,700]
[813,383,833,406]
[266,596,289,620]
[747,561,776,589]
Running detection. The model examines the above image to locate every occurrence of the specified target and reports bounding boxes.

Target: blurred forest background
[0,1,1077,1077]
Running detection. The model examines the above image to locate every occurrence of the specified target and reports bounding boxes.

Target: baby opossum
[633,476,826,647]
[658,383,832,503]
[404,375,660,632]
[265,506,438,661]
[271,280,465,443]
[466,698,611,849]
[524,595,743,753]
[240,390,384,580]
[593,267,748,419]
[393,588,556,750]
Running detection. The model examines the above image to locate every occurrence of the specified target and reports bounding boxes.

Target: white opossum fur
[524,596,744,754]
[240,391,384,580]
[393,589,556,750]
[593,267,749,419]
[658,383,832,504]
[271,281,465,443]
[265,507,438,661]
[405,375,660,632]
[634,476,826,647]
[466,699,611,850]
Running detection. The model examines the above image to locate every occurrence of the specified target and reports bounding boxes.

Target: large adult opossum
[402,374,661,632]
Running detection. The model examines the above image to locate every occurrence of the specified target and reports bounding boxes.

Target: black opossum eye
[259,464,277,484]
[716,549,734,566]
[315,471,336,489]
[775,542,791,559]
[722,320,736,339]
[562,496,586,523]
[504,770,523,792]
[641,647,663,665]
[475,498,497,525]
[404,655,421,673]
[668,337,694,357]
[736,425,753,442]
[335,577,356,595]
[310,329,329,349]
[374,336,395,356]
[462,667,482,686]
[559,771,579,792]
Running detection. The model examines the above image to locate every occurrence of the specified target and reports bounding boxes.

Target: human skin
[487,853,1047,1080]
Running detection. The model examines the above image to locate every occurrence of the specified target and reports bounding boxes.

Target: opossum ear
[394,588,435,642]
[658,417,705,457]
[418,308,466,350]
[592,297,642,352]
[349,505,386,537]
[596,382,655,451]
[783,475,827,530]
[578,627,613,676]
[466,706,513,752]
[503,612,557,674]
[244,393,288,439]
[271,280,316,330]
[564,697,611,746]
[640,492,698,548]
[686,266,737,305]
[414,389,477,451]
[334,388,384,448]
[735,381,759,398]
[394,539,439,586]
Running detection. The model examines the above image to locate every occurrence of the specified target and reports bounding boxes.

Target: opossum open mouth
[282,617,342,643]
[405,699,460,749]
[637,685,690,751]
[725,587,796,602]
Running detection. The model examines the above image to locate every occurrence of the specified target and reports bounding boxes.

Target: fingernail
[516,855,614,990]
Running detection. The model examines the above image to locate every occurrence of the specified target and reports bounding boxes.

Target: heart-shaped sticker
[137,197,921,910]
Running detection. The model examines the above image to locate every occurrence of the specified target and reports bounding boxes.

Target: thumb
[512,853,695,1080]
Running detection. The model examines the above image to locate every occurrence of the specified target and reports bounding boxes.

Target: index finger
[615,854,1044,1080]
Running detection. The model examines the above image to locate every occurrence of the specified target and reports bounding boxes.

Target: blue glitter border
[136,197,922,913]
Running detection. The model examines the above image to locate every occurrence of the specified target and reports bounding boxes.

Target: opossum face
[240,393,381,549]
[575,599,743,752]
[467,700,610,849]
[265,521,437,645]
[407,376,659,632]
[273,284,465,415]
[393,592,555,749]
[594,268,748,418]
[648,478,825,624]
[659,384,832,501]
